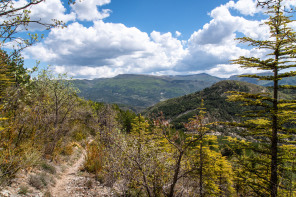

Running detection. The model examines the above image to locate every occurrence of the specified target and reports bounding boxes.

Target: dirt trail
[51,148,86,197]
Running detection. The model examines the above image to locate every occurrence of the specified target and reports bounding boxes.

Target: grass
[41,162,56,174]
[18,185,31,195]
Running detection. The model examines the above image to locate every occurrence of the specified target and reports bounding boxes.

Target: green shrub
[83,142,103,178]
[29,173,49,190]
[85,179,93,189]
[72,130,87,141]
[44,190,52,197]
[29,174,44,190]
[18,185,30,195]
[60,143,74,156]
[41,162,56,174]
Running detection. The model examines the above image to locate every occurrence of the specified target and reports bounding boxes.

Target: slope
[143,80,272,129]
[73,73,222,111]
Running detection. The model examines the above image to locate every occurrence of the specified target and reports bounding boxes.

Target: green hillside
[143,80,272,129]
[73,73,222,111]
[73,73,296,112]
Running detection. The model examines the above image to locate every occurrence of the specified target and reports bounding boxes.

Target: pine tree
[228,0,296,196]
[185,101,234,196]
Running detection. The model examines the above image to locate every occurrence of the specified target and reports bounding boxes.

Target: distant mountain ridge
[73,73,223,111]
[229,72,296,86]
[73,73,296,111]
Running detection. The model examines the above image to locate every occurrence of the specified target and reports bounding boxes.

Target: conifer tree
[185,101,234,196]
[228,0,296,196]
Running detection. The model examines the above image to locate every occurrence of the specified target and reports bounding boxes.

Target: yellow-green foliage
[84,141,103,177]
[0,140,41,184]
[0,53,14,124]
[72,129,87,141]
[187,135,235,196]
[228,1,296,196]
[60,142,74,156]
[125,115,170,195]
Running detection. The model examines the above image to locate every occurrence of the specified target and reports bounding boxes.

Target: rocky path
[51,148,87,197]
[50,144,116,197]
[0,142,118,197]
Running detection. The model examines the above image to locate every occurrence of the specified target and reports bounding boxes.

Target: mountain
[143,80,271,129]
[73,72,296,112]
[73,73,223,112]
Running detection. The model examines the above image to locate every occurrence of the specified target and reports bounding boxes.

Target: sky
[10,0,296,79]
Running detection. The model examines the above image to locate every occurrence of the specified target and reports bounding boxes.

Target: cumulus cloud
[71,0,111,21]
[26,21,187,78]
[29,0,75,24]
[177,1,270,74]
[190,3,269,46]
[24,0,289,79]
[206,64,258,78]
[54,65,121,78]
[281,0,296,11]
[8,0,76,31]
[226,0,260,16]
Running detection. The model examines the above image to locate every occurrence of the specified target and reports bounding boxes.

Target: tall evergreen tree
[228,0,296,196]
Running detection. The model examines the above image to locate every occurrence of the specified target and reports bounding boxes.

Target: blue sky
[14,0,296,79]
[103,0,230,39]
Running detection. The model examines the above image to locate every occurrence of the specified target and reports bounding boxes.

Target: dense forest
[1,0,296,196]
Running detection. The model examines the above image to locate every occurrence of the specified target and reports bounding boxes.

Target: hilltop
[73,73,296,112]
[143,80,272,129]
[73,73,222,111]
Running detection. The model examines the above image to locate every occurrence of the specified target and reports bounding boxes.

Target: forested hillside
[143,80,272,129]
[73,73,296,112]
[73,73,222,111]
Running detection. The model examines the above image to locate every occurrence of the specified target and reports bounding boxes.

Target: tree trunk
[270,46,279,197]
[199,141,203,197]
[167,151,183,197]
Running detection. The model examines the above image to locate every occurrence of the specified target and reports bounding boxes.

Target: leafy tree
[228,0,296,196]
[32,68,80,157]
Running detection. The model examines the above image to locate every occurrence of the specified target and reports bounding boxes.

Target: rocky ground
[0,145,120,197]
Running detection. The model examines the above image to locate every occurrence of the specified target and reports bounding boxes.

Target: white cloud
[191,3,269,45]
[175,31,182,37]
[26,21,187,78]
[206,64,258,78]
[281,0,296,11]
[9,0,76,31]
[24,0,289,79]
[29,0,75,24]
[227,0,296,16]
[226,0,260,16]
[54,65,120,78]
[177,2,269,74]
[71,0,111,21]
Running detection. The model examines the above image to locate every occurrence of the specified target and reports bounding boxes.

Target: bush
[41,162,56,174]
[85,179,93,189]
[18,185,30,195]
[44,190,52,197]
[83,142,103,178]
[29,174,44,190]
[72,130,87,141]
[29,173,49,190]
[60,143,74,156]
[0,144,41,185]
